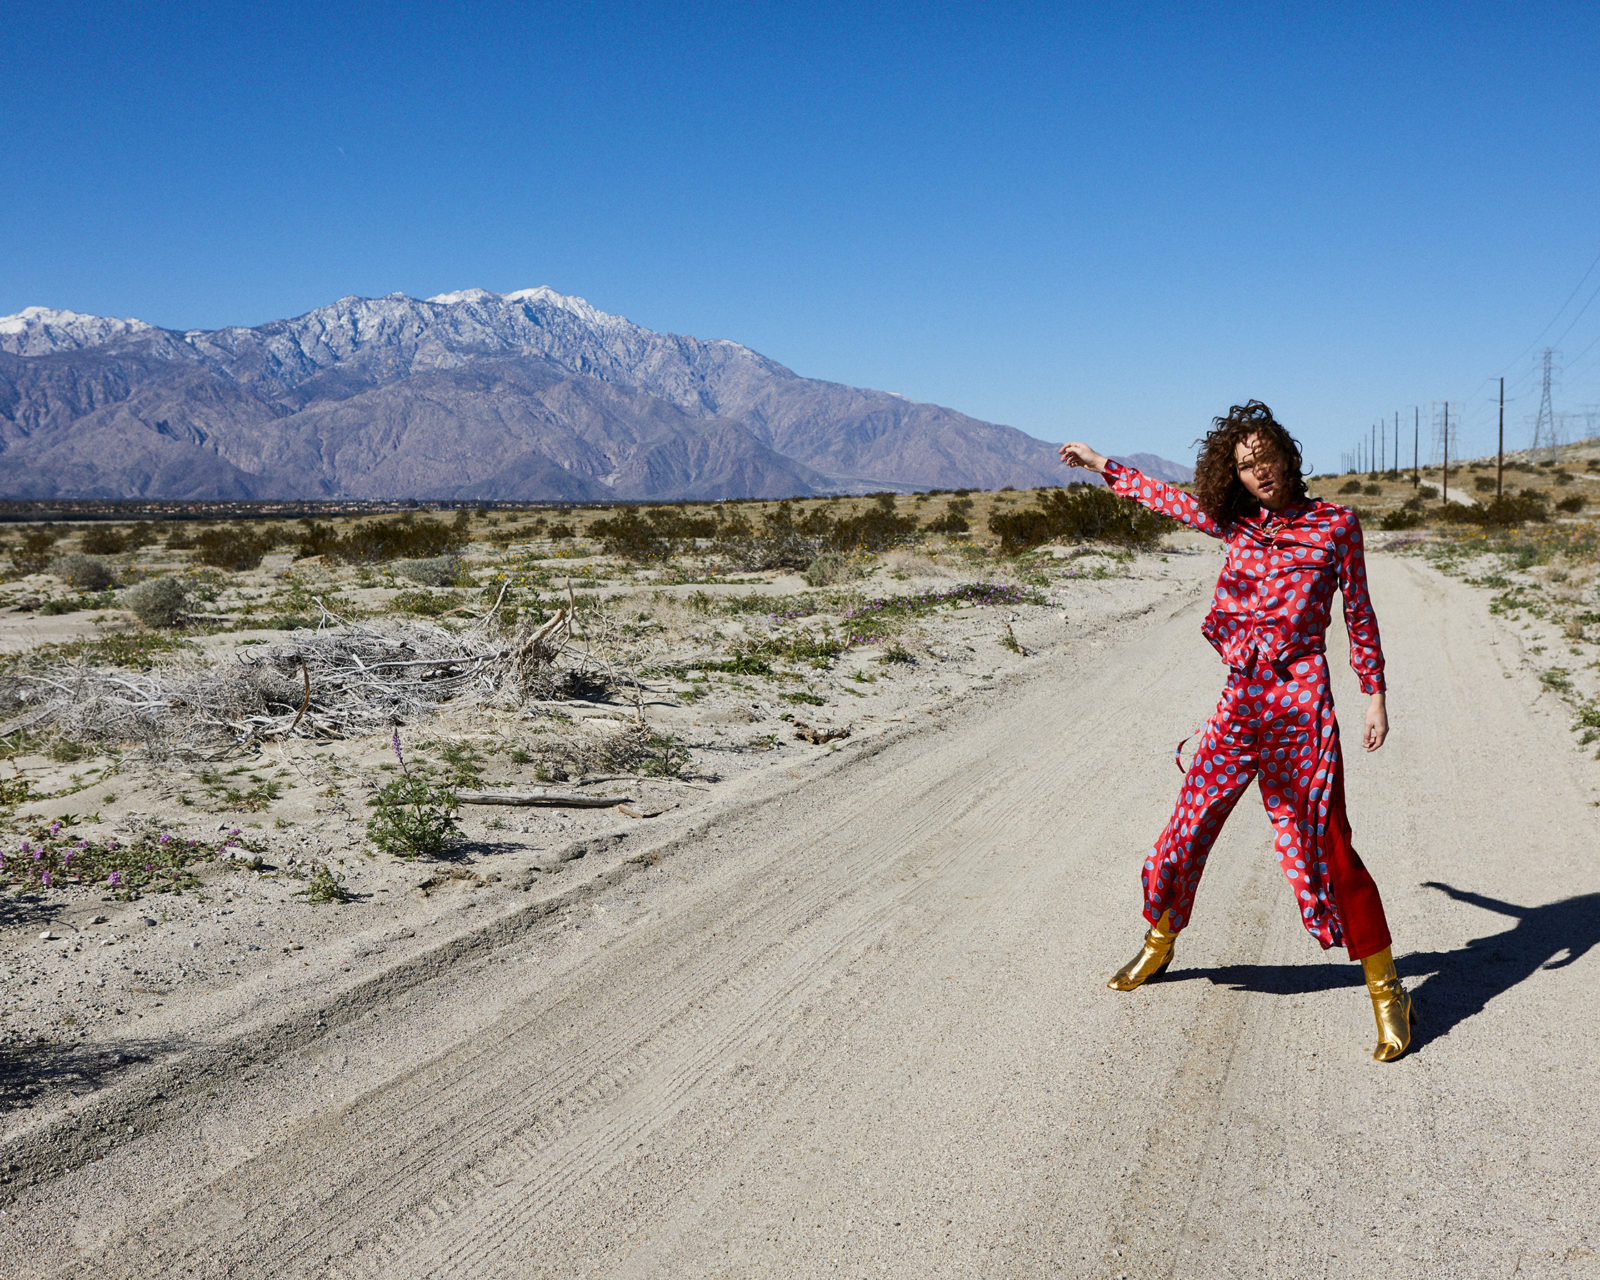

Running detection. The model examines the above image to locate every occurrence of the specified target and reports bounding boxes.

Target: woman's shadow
[1166,882,1600,1051]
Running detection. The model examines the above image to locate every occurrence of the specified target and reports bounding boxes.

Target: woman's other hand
[1059,442,1108,473]
[1363,693,1388,752]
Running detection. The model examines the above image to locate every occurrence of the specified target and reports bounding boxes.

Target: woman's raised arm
[1060,441,1224,539]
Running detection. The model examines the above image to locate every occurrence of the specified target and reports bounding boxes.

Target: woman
[1059,401,1414,1061]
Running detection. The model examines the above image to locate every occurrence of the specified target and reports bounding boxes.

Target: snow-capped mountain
[0,289,1190,501]
[0,306,155,356]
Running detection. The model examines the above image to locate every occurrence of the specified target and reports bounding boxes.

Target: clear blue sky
[5,1,1599,473]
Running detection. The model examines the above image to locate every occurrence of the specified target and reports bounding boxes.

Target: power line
[1496,241,1600,378]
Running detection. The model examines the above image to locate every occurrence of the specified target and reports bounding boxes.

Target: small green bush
[1473,475,1498,492]
[194,525,276,570]
[391,589,467,617]
[394,554,467,587]
[1362,483,1381,497]
[297,863,351,904]
[366,775,460,858]
[53,553,117,590]
[1339,479,1364,494]
[1419,484,1440,500]
[1379,508,1424,531]
[123,576,189,628]
[1555,494,1585,513]
[804,552,858,587]
[10,527,60,575]
[79,525,129,554]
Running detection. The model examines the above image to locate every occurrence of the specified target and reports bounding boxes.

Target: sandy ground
[2,547,1599,1278]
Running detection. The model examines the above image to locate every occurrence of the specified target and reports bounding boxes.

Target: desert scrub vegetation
[123,576,189,628]
[52,553,118,591]
[988,485,1176,553]
[296,862,352,904]
[0,819,253,900]
[394,554,469,587]
[366,733,462,858]
[296,510,470,564]
[1409,517,1600,755]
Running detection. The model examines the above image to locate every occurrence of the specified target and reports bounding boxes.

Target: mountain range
[0,288,1189,501]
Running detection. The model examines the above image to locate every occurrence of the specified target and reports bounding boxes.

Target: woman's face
[1234,433,1290,510]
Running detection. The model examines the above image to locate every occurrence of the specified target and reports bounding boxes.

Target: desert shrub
[123,576,189,628]
[1556,494,1586,513]
[989,485,1174,554]
[1339,479,1363,494]
[296,514,465,565]
[391,589,467,617]
[194,525,276,570]
[825,502,920,552]
[1419,484,1440,499]
[366,776,460,858]
[713,505,822,571]
[37,592,113,615]
[547,522,575,541]
[1362,483,1382,496]
[53,553,117,590]
[296,863,351,904]
[395,554,467,587]
[591,507,722,562]
[804,552,859,587]
[1474,475,1498,492]
[1379,508,1424,531]
[592,509,671,561]
[79,525,129,554]
[925,511,970,534]
[11,527,60,575]
[1437,493,1548,526]
[164,526,198,550]
[1401,495,1426,512]
[1553,470,1573,485]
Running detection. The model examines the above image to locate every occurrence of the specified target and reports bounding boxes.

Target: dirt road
[6,553,1598,1279]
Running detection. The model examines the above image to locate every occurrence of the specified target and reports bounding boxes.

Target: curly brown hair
[1191,400,1307,526]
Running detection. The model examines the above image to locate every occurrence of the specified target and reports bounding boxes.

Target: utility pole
[1496,376,1505,500]
[1370,422,1376,476]
[1442,401,1450,503]
[1393,411,1399,477]
[1413,407,1419,488]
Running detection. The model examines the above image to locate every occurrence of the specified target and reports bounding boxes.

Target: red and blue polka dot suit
[1103,460,1392,960]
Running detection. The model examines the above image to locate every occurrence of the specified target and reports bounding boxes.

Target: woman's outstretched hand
[1364,693,1389,752]
[1059,442,1108,474]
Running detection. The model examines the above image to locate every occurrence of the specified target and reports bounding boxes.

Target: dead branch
[455,789,633,808]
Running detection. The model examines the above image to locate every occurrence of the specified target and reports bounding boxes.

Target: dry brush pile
[0,603,591,758]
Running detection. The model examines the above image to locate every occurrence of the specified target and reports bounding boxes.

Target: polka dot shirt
[1104,460,1386,695]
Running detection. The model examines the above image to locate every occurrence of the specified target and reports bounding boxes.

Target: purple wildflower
[159,833,172,844]
[108,871,121,886]
[49,821,61,837]
[392,727,408,775]
[41,871,50,887]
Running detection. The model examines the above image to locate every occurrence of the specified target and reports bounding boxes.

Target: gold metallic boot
[1361,946,1415,1061]
[1107,912,1179,991]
